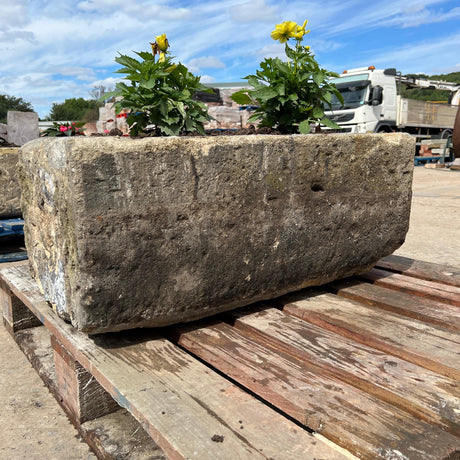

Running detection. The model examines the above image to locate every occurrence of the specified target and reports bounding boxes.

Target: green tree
[47,97,101,122]
[0,94,34,123]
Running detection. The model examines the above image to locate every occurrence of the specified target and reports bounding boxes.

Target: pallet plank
[377,254,460,287]
[230,306,460,434]
[279,291,460,380]
[175,320,460,459]
[0,264,347,460]
[13,326,167,460]
[327,279,460,332]
[361,268,460,306]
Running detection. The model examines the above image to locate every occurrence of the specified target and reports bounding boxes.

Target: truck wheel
[376,124,392,133]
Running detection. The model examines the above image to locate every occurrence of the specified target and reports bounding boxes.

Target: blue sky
[1,0,459,118]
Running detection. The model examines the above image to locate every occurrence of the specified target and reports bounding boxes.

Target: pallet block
[1,277,41,334]
[51,335,119,424]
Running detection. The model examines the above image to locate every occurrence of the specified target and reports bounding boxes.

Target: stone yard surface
[0,165,459,458]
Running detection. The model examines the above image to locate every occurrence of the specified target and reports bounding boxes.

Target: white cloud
[186,56,226,73]
[52,67,96,81]
[230,0,278,23]
[361,32,460,75]
[200,75,217,84]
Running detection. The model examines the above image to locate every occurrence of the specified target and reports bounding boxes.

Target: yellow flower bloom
[293,19,310,40]
[159,52,166,63]
[271,21,298,43]
[155,33,169,52]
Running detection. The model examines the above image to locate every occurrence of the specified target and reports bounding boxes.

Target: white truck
[325,66,460,139]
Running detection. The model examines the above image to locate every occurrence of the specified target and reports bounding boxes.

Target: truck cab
[325,67,398,133]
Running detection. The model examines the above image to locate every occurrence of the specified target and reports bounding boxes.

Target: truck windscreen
[329,74,370,110]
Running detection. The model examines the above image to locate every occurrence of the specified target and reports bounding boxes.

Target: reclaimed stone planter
[0,147,22,218]
[18,134,414,333]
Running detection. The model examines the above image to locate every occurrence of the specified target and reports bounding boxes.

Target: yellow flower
[159,52,166,63]
[293,19,310,40]
[271,21,298,43]
[155,33,169,52]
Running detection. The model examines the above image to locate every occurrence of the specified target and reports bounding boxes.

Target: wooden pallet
[1,255,459,459]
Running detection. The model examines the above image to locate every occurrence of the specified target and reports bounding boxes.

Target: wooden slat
[327,278,460,332]
[0,264,347,460]
[377,254,460,287]
[279,291,460,380]
[175,320,460,459]
[230,306,460,434]
[361,268,460,307]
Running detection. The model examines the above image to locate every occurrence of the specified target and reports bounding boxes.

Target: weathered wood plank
[377,254,460,287]
[175,320,460,459]
[327,279,460,332]
[0,264,347,460]
[1,276,41,334]
[361,268,460,306]
[51,335,119,424]
[279,291,460,380]
[230,306,460,434]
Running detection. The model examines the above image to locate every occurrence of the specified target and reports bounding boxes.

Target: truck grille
[330,113,354,123]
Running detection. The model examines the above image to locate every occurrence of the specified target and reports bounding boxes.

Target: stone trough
[0,147,22,218]
[18,134,414,333]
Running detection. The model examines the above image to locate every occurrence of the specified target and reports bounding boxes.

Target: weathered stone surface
[18,134,414,333]
[0,147,22,218]
[7,111,39,146]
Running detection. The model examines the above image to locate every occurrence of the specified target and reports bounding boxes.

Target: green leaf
[299,120,311,134]
[230,90,253,105]
[320,117,341,129]
[312,107,324,119]
[115,54,142,70]
[139,78,156,90]
[255,86,279,101]
[313,71,325,86]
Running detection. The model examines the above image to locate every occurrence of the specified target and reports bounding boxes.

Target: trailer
[325,67,459,141]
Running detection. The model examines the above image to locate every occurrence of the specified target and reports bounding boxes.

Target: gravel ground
[0,165,458,459]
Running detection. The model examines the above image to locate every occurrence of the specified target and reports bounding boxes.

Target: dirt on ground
[0,164,458,459]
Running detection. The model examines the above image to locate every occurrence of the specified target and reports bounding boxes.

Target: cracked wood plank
[279,291,460,380]
[230,306,460,435]
[361,268,460,307]
[376,254,460,288]
[175,320,460,459]
[327,279,460,332]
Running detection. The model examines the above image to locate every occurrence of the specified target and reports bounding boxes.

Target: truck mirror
[371,86,383,106]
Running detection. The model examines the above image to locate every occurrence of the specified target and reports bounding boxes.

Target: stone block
[18,134,414,333]
[6,111,39,146]
[0,148,22,218]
